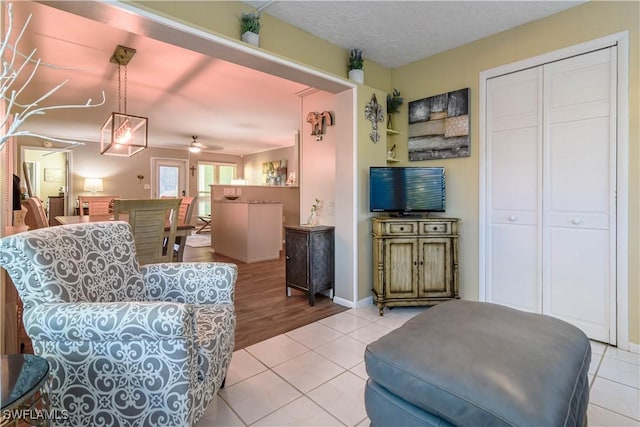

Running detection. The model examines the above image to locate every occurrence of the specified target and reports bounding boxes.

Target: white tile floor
[197,305,640,427]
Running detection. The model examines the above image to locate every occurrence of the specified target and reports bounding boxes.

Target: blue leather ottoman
[364,300,590,427]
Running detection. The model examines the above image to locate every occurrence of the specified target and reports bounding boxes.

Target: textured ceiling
[247,1,583,68]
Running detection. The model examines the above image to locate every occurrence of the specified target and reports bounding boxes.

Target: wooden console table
[371,216,460,315]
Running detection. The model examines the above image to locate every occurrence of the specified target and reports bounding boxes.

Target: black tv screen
[370,167,446,214]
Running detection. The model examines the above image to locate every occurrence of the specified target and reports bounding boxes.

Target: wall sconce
[84,178,104,195]
[364,94,385,143]
[306,111,334,142]
[137,174,144,183]
[190,166,196,177]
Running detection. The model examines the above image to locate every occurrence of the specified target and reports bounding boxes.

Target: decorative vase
[387,113,393,130]
[241,31,260,46]
[348,69,364,84]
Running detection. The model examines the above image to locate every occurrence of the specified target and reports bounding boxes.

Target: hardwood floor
[183,239,348,350]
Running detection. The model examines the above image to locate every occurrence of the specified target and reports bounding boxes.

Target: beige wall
[388,1,639,344]
[243,145,297,186]
[132,1,391,90]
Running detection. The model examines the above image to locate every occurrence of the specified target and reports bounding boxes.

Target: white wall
[301,92,337,225]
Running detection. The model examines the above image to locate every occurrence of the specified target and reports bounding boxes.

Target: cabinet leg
[308,293,315,306]
[378,304,384,316]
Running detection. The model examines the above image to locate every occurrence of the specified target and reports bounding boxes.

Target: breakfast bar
[212,199,283,263]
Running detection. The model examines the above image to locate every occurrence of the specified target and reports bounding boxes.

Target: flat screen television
[370,166,446,215]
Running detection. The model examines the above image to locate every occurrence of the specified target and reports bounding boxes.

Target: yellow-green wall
[389,1,639,345]
[132,1,637,345]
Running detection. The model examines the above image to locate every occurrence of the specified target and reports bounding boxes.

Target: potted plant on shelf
[241,11,261,46]
[347,48,364,84]
[386,88,404,129]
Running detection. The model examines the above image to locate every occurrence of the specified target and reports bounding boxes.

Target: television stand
[371,216,460,315]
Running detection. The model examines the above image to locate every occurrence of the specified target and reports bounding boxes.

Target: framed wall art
[262,160,287,186]
[408,88,470,161]
[44,167,63,182]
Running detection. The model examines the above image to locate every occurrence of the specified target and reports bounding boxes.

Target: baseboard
[356,296,373,308]
[629,342,640,354]
[331,296,373,309]
[332,296,354,308]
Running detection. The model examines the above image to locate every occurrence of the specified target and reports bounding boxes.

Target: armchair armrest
[142,262,237,305]
[24,301,195,342]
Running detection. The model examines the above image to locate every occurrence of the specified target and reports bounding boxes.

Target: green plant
[306,198,321,224]
[387,89,404,114]
[348,48,364,70]
[241,12,261,34]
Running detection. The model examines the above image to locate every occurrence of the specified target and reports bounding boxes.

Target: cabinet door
[285,230,308,289]
[383,238,418,299]
[417,238,453,298]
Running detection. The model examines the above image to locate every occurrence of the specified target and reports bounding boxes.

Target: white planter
[241,31,260,46]
[348,69,364,84]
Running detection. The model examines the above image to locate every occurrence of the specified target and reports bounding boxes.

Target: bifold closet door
[542,48,616,343]
[486,67,542,314]
[485,47,616,343]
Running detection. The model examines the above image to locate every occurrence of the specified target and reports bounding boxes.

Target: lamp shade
[84,178,104,193]
[101,112,148,157]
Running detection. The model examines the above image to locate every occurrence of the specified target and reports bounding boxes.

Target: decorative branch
[0,3,105,150]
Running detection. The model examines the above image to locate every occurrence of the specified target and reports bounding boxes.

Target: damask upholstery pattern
[0,221,237,426]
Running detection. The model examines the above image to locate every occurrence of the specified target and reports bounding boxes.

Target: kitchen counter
[212,199,283,263]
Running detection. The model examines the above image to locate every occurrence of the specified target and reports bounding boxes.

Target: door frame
[21,146,72,215]
[150,157,189,199]
[478,32,630,350]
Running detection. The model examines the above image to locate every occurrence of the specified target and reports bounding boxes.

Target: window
[197,162,236,215]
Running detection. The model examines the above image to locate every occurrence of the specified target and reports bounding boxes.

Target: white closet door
[542,48,616,343]
[485,47,617,343]
[486,67,542,313]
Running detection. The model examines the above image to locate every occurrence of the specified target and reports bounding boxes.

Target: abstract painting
[262,160,287,186]
[408,88,470,161]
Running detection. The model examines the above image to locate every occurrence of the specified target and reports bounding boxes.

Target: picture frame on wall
[408,88,470,161]
[44,168,63,182]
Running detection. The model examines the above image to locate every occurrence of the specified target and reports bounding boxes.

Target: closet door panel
[485,67,542,313]
[543,47,615,342]
[490,128,538,212]
[547,228,610,341]
[548,118,611,215]
[489,224,539,312]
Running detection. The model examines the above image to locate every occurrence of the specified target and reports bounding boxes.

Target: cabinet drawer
[419,222,450,235]
[382,221,418,236]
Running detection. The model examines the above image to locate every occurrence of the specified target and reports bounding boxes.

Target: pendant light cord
[117,64,128,115]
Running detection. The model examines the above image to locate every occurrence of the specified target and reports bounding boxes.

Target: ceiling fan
[189,135,203,153]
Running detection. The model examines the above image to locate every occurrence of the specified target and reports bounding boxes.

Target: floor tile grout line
[217,392,249,427]
[589,402,640,423]
[590,346,607,389]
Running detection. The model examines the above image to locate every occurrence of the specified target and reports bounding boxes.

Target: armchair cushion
[142,263,236,305]
[0,221,237,427]
[24,301,195,342]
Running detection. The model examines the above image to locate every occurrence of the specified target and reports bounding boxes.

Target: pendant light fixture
[100,45,148,157]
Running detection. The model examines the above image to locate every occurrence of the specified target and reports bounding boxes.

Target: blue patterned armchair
[0,221,236,426]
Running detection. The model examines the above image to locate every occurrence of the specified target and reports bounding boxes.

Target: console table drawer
[381,222,418,236]
[420,221,450,235]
